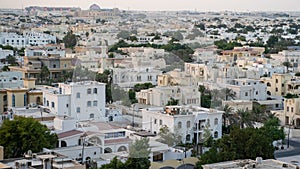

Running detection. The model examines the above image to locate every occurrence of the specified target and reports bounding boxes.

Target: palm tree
[252,103,267,123]
[236,109,254,129]
[221,88,236,100]
[222,104,233,127]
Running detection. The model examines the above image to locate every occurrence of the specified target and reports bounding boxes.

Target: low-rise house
[142,106,223,144]
[40,81,106,122]
[227,78,267,101]
[136,85,200,106]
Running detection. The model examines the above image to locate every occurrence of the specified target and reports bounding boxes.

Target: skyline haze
[1,0,300,11]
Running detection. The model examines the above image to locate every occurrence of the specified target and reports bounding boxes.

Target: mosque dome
[89,4,101,11]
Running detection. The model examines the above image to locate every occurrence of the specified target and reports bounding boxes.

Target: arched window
[178,121,182,129]
[214,118,218,125]
[24,94,27,106]
[90,113,94,118]
[186,121,191,128]
[214,131,218,138]
[12,94,15,107]
[36,97,41,104]
[3,95,7,102]
[104,147,112,153]
[93,88,97,94]
[61,141,67,147]
[186,134,191,142]
[117,146,127,152]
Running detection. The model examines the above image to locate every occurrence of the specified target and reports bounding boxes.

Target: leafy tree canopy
[0,116,57,158]
[63,30,77,49]
[196,118,284,168]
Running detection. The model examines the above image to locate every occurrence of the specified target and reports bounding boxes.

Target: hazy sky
[2,0,300,11]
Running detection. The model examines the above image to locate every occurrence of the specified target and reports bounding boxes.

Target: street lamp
[80,132,87,164]
[287,117,294,148]
[38,106,43,121]
[132,104,135,127]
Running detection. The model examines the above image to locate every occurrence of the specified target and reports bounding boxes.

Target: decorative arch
[61,140,67,147]
[117,146,127,152]
[104,147,112,153]
[88,136,102,145]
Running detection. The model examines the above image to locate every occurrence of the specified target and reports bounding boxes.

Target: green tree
[236,109,254,128]
[157,125,180,146]
[222,104,233,128]
[63,31,77,49]
[196,127,277,168]
[39,66,50,84]
[166,97,179,106]
[117,30,131,39]
[126,137,151,169]
[202,122,213,147]
[283,61,292,71]
[99,157,126,169]
[6,55,17,65]
[0,116,58,158]
[2,65,10,71]
[252,103,267,123]
[128,89,137,104]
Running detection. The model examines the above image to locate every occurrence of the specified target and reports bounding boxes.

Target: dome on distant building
[89,4,101,11]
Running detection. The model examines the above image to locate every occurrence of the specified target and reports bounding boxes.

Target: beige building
[261,73,293,96]
[0,78,42,114]
[157,69,196,87]
[137,85,200,106]
[202,158,297,169]
[273,98,300,127]
[184,63,209,82]
[9,55,73,81]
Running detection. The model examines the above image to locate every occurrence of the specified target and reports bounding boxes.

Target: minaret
[99,39,108,73]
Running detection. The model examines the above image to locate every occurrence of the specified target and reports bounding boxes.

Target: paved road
[275,139,300,158]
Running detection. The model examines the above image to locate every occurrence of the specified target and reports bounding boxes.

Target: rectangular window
[87,101,91,107]
[287,107,289,112]
[291,107,294,113]
[76,107,80,113]
[76,92,80,98]
[245,92,248,96]
[93,101,98,106]
[51,102,55,108]
[87,88,92,94]
[159,120,162,125]
[154,119,157,124]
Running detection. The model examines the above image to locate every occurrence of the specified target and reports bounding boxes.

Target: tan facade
[261,73,293,96]
[10,56,73,81]
[274,98,300,127]
[6,89,27,108]
[23,78,36,89]
[0,90,7,114]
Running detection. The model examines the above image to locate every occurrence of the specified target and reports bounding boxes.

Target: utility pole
[132,104,135,127]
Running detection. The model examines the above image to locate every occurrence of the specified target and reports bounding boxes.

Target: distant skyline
[1,0,300,11]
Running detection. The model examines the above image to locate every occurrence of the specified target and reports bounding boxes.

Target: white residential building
[0,71,23,88]
[0,48,14,60]
[40,81,106,121]
[25,44,65,57]
[137,85,200,106]
[0,32,56,48]
[227,78,267,101]
[142,106,223,144]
